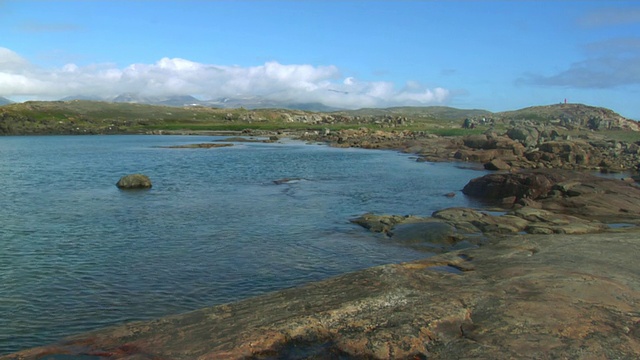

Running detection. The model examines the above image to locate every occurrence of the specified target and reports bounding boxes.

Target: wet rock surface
[5,228,640,360]
[349,213,425,234]
[387,221,469,253]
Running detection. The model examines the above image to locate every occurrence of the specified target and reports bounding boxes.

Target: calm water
[0,135,486,354]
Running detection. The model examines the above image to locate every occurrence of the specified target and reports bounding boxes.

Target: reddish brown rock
[462,170,564,202]
[454,148,498,163]
[484,158,511,171]
[462,170,640,222]
[462,134,496,149]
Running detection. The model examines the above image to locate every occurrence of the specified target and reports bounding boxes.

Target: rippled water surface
[0,135,486,354]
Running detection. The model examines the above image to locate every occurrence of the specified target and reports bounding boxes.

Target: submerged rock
[433,207,528,234]
[273,177,305,185]
[162,143,233,149]
[116,174,152,189]
[350,213,422,233]
[389,221,460,252]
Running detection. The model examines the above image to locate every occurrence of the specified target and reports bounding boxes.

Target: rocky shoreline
[4,127,640,359]
[297,125,640,175]
[4,228,640,359]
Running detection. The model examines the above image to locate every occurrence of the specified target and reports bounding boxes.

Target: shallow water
[0,135,487,354]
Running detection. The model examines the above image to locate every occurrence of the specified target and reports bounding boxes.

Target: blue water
[0,135,486,354]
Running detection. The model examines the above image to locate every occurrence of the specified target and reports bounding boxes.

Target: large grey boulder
[507,126,540,147]
[116,174,152,189]
[463,134,496,149]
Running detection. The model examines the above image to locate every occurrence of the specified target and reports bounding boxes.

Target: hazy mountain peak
[0,96,14,105]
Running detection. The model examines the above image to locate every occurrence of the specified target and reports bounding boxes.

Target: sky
[1,1,639,119]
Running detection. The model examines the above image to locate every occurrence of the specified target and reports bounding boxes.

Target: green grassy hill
[0,100,262,134]
[334,106,492,120]
[496,103,627,123]
[0,100,636,136]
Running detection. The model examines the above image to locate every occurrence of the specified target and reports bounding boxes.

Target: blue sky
[1,1,639,119]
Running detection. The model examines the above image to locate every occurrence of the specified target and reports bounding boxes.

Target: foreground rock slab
[5,229,640,359]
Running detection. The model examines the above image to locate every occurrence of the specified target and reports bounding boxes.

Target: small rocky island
[2,101,640,359]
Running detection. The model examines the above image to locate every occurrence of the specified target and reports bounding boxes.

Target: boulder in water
[116,174,152,189]
[273,177,304,185]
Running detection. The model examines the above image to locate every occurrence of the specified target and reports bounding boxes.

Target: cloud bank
[521,8,640,90]
[578,8,640,28]
[518,37,640,89]
[521,56,640,89]
[0,47,449,109]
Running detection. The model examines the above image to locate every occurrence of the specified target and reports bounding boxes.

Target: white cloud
[0,47,450,109]
[0,47,32,71]
[18,21,83,33]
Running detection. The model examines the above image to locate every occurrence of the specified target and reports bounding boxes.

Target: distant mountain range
[0,96,14,105]
[58,93,341,112]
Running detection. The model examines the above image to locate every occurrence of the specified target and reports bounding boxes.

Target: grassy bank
[0,100,637,142]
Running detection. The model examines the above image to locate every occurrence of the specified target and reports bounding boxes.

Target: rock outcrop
[300,121,640,174]
[462,171,565,203]
[350,169,639,252]
[483,158,511,171]
[462,170,640,222]
[506,126,540,147]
